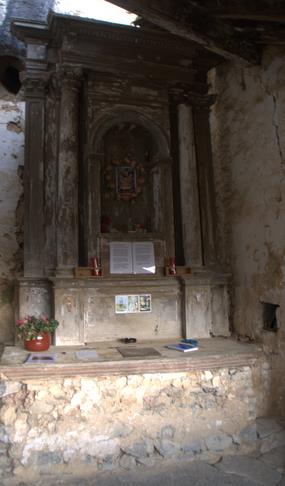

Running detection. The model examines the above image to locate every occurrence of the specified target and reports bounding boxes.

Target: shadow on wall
[0,56,22,94]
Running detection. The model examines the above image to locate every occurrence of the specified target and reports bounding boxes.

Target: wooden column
[172,87,218,270]
[56,66,82,276]
[23,75,47,277]
[193,103,218,268]
[177,102,203,268]
[44,75,61,276]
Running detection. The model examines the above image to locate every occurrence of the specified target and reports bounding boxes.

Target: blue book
[165,343,198,353]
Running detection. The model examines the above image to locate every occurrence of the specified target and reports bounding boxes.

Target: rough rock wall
[209,46,285,415]
[0,364,270,480]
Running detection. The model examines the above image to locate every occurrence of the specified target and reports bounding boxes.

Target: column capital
[56,64,83,91]
[169,85,216,108]
[21,72,50,99]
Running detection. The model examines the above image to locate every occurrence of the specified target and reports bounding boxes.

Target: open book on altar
[110,241,155,274]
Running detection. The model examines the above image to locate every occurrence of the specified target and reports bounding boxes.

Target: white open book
[110,241,155,274]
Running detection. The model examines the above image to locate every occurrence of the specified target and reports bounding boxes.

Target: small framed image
[115,295,128,313]
[116,166,136,195]
[128,295,140,313]
[115,294,152,314]
[139,294,152,312]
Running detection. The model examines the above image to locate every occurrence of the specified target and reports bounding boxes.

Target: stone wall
[0,362,271,480]
[209,46,285,415]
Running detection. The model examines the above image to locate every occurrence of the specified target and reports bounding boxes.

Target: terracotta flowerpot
[24,333,50,352]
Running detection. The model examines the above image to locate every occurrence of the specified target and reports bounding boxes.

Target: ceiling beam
[215,13,285,23]
[107,0,261,64]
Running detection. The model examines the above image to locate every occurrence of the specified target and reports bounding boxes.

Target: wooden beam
[107,0,261,64]
[215,13,285,23]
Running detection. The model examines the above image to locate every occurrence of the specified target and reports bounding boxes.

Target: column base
[55,266,75,277]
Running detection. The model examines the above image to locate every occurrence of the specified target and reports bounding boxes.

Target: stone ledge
[0,338,263,381]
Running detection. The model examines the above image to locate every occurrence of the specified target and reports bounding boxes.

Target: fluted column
[193,101,218,268]
[171,87,217,269]
[23,74,48,277]
[177,102,203,267]
[56,66,82,276]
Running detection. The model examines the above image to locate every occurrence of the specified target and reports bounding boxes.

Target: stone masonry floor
[2,418,285,486]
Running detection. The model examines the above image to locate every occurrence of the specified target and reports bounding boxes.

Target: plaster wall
[209,46,285,414]
[0,87,24,343]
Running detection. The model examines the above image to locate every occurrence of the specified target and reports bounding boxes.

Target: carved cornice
[169,86,216,108]
[49,15,198,57]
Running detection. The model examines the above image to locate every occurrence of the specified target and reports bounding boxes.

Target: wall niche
[100,122,155,234]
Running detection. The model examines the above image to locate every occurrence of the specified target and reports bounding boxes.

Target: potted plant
[16,315,59,351]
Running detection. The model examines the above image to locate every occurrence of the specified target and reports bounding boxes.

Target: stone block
[136,456,156,467]
[260,445,285,472]
[154,438,178,457]
[182,439,205,455]
[256,417,284,439]
[30,400,54,415]
[36,451,63,466]
[0,426,8,443]
[109,422,133,438]
[261,430,285,454]
[216,455,282,486]
[199,451,222,464]
[0,442,8,455]
[0,406,17,426]
[122,439,154,458]
[119,453,137,470]
[161,425,175,439]
[205,434,233,452]
[0,381,21,397]
[202,371,213,381]
[239,422,258,444]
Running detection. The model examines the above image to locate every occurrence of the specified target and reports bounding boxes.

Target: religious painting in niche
[103,154,146,202]
[100,122,155,234]
[116,166,136,198]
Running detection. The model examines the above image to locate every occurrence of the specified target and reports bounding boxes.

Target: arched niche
[81,109,174,264]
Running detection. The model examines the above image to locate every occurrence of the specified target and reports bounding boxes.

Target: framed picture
[116,166,136,195]
[115,294,152,313]
[139,294,152,312]
[115,295,128,313]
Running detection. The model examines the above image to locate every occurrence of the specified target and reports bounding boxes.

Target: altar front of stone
[13,13,229,345]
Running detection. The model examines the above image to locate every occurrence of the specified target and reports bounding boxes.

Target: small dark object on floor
[120,337,137,343]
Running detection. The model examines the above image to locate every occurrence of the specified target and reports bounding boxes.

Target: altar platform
[0,337,263,380]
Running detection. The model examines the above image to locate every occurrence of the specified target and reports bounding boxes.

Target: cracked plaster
[209,46,285,415]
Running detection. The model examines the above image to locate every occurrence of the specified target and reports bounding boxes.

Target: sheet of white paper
[110,242,133,274]
[75,350,99,361]
[133,242,155,274]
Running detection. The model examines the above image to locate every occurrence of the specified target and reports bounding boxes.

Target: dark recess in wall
[0,56,23,94]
